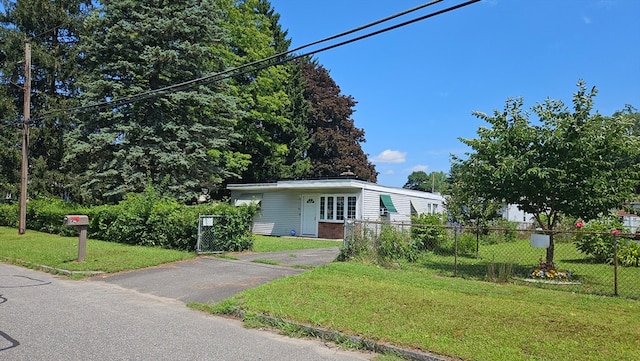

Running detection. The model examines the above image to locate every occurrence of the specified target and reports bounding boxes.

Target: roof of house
[227,179,445,201]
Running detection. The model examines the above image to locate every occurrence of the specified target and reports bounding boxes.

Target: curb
[39,265,105,276]
[235,310,451,361]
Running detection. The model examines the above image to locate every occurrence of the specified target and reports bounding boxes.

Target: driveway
[0,261,371,360]
[88,247,341,303]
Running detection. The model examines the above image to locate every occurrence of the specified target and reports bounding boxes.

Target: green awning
[380,194,398,213]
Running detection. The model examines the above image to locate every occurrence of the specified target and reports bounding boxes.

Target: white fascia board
[227,180,445,201]
[361,183,446,202]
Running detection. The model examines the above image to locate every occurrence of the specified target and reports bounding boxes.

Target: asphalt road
[0,248,372,360]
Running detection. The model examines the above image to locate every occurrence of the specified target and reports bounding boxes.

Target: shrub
[87,188,257,251]
[4,186,257,252]
[410,214,447,252]
[0,203,18,227]
[338,225,376,262]
[574,215,624,264]
[26,197,87,236]
[618,241,640,267]
[377,224,414,262]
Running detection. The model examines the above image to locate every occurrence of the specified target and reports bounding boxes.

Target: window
[336,197,344,220]
[320,195,357,221]
[347,196,356,219]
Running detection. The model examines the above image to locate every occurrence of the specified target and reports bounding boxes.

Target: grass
[426,239,640,299]
[0,228,337,277]
[251,234,342,252]
[6,226,639,360]
[0,226,194,276]
[194,261,640,361]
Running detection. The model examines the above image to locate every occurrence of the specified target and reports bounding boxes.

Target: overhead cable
[18,0,481,122]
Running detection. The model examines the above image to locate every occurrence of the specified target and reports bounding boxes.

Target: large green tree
[66,0,245,203]
[446,162,504,227]
[0,84,18,199]
[454,81,640,265]
[0,0,91,199]
[301,60,377,181]
[404,170,449,193]
[221,0,309,183]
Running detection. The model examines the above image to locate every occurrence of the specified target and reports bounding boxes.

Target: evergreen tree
[0,0,91,199]
[301,60,377,182]
[0,85,19,199]
[66,0,245,203]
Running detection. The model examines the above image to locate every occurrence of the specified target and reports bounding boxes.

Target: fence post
[613,232,619,296]
[454,225,459,277]
[475,225,480,259]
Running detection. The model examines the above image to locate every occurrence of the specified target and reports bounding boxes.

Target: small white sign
[530,234,550,248]
[202,217,214,227]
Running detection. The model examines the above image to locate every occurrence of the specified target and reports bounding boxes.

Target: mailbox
[63,215,89,262]
[63,215,89,227]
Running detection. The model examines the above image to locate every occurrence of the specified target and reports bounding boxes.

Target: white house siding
[231,190,301,236]
[622,215,640,233]
[361,185,444,223]
[362,188,381,221]
[228,179,445,238]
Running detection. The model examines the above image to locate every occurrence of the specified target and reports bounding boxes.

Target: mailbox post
[63,215,89,262]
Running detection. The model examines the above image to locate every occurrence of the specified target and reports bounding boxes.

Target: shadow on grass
[420,257,532,281]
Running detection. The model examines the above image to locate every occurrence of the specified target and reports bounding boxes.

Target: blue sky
[269,0,640,187]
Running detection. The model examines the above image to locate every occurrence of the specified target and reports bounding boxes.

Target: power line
[6,0,481,124]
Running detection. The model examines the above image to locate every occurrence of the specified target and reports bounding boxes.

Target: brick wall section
[318,222,344,239]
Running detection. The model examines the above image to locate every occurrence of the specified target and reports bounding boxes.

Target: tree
[66,0,245,203]
[445,162,504,227]
[301,60,377,182]
[221,0,310,183]
[453,81,640,265]
[0,84,19,199]
[0,0,92,199]
[404,170,449,193]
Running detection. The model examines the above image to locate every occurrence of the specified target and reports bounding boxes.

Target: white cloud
[384,169,395,175]
[372,149,407,164]
[409,165,429,172]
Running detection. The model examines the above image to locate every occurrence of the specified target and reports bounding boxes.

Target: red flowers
[611,229,621,236]
[575,221,584,228]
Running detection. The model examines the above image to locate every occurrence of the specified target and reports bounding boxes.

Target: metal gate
[197,215,224,254]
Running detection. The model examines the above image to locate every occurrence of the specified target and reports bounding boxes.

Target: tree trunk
[545,232,555,268]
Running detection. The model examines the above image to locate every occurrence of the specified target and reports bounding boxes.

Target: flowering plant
[575,221,584,228]
[529,258,572,280]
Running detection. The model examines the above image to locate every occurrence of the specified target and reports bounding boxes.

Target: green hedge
[0,189,257,252]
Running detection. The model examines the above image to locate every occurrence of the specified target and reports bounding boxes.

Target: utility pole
[18,40,30,235]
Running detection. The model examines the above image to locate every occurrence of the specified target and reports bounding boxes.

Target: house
[227,179,445,239]
[618,210,640,233]
[501,204,535,227]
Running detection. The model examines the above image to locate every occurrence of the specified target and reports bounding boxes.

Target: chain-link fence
[197,214,255,254]
[343,220,640,300]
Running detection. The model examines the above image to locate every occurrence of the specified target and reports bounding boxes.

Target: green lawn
[251,234,342,252]
[5,226,639,360]
[196,261,640,361]
[0,226,194,275]
[425,239,640,299]
[0,228,339,276]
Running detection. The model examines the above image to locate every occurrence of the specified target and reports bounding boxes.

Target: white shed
[227,179,445,239]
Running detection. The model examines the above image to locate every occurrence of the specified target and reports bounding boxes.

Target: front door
[301,196,318,237]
